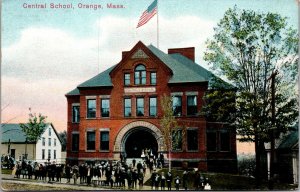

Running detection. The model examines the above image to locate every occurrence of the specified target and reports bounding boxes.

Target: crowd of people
[10,150,211,190]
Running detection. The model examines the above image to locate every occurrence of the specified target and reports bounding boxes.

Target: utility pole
[268,70,278,190]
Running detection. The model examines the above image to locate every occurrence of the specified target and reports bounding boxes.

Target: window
[42,137,45,146]
[100,131,109,151]
[220,131,230,151]
[72,133,79,151]
[134,64,146,85]
[87,99,96,118]
[48,138,51,146]
[101,99,110,117]
[87,131,96,150]
[149,97,157,116]
[187,96,198,116]
[150,72,156,85]
[136,98,144,116]
[187,129,198,151]
[54,138,56,146]
[54,150,56,159]
[207,132,217,151]
[172,129,182,151]
[72,105,80,123]
[42,149,45,160]
[48,149,51,159]
[172,96,182,116]
[49,127,51,136]
[124,98,131,117]
[124,73,130,86]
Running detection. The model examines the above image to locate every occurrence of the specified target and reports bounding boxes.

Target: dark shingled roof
[78,65,116,88]
[148,45,213,83]
[66,88,80,96]
[66,44,226,96]
[278,126,299,150]
[1,124,27,143]
[1,123,62,144]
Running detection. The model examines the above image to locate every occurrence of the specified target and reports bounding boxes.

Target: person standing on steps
[166,171,173,190]
[182,170,188,190]
[161,172,166,190]
[174,175,181,190]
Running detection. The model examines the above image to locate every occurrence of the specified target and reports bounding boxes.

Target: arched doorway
[113,121,166,159]
[124,128,158,158]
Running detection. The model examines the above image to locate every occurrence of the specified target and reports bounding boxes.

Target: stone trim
[185,91,198,96]
[99,95,110,99]
[171,92,183,96]
[85,96,97,99]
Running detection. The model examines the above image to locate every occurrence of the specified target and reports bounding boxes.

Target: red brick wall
[66,43,237,172]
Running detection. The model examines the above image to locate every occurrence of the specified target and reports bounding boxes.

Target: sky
[1,0,298,154]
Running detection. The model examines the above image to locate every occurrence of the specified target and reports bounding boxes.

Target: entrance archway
[124,128,158,158]
[113,121,166,159]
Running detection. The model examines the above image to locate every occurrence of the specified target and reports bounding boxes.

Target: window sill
[72,122,80,124]
[86,118,96,120]
[186,115,199,117]
[99,150,110,153]
[171,150,183,153]
[86,150,96,152]
[187,150,199,152]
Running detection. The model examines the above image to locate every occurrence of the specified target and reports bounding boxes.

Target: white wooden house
[1,123,63,163]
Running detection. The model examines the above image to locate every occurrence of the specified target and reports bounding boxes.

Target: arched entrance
[113,121,166,159]
[124,127,158,158]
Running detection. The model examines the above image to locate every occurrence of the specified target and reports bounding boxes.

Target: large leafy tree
[204,7,298,186]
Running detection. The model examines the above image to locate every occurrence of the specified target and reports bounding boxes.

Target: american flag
[137,0,157,28]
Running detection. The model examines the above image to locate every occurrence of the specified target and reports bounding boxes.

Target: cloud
[2,15,216,132]
[3,27,99,82]
[95,15,215,66]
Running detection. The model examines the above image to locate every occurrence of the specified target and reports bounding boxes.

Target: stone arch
[113,121,165,153]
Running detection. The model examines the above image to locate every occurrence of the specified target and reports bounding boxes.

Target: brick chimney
[168,47,195,62]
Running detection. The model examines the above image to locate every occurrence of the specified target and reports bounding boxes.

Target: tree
[204,7,298,186]
[20,109,47,143]
[202,76,237,124]
[58,130,67,151]
[160,94,178,172]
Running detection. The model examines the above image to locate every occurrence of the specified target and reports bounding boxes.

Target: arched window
[134,64,146,85]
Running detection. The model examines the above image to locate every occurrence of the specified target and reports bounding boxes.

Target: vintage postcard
[1,0,298,190]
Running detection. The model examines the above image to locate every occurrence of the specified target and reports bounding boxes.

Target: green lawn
[1,168,12,175]
[144,168,297,190]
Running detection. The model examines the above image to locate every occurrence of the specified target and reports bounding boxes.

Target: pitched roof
[77,65,116,88]
[148,45,213,83]
[1,124,27,143]
[66,88,80,96]
[278,126,299,150]
[1,123,62,144]
[66,43,227,95]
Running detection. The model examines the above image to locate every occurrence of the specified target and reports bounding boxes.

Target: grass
[1,168,12,175]
[144,168,297,190]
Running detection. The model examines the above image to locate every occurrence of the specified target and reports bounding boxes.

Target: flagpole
[157,0,159,48]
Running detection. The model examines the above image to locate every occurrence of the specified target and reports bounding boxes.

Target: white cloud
[3,27,99,81]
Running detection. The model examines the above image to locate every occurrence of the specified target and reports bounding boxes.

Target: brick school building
[65,41,237,173]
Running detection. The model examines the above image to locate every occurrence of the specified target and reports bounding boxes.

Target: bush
[238,154,256,177]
